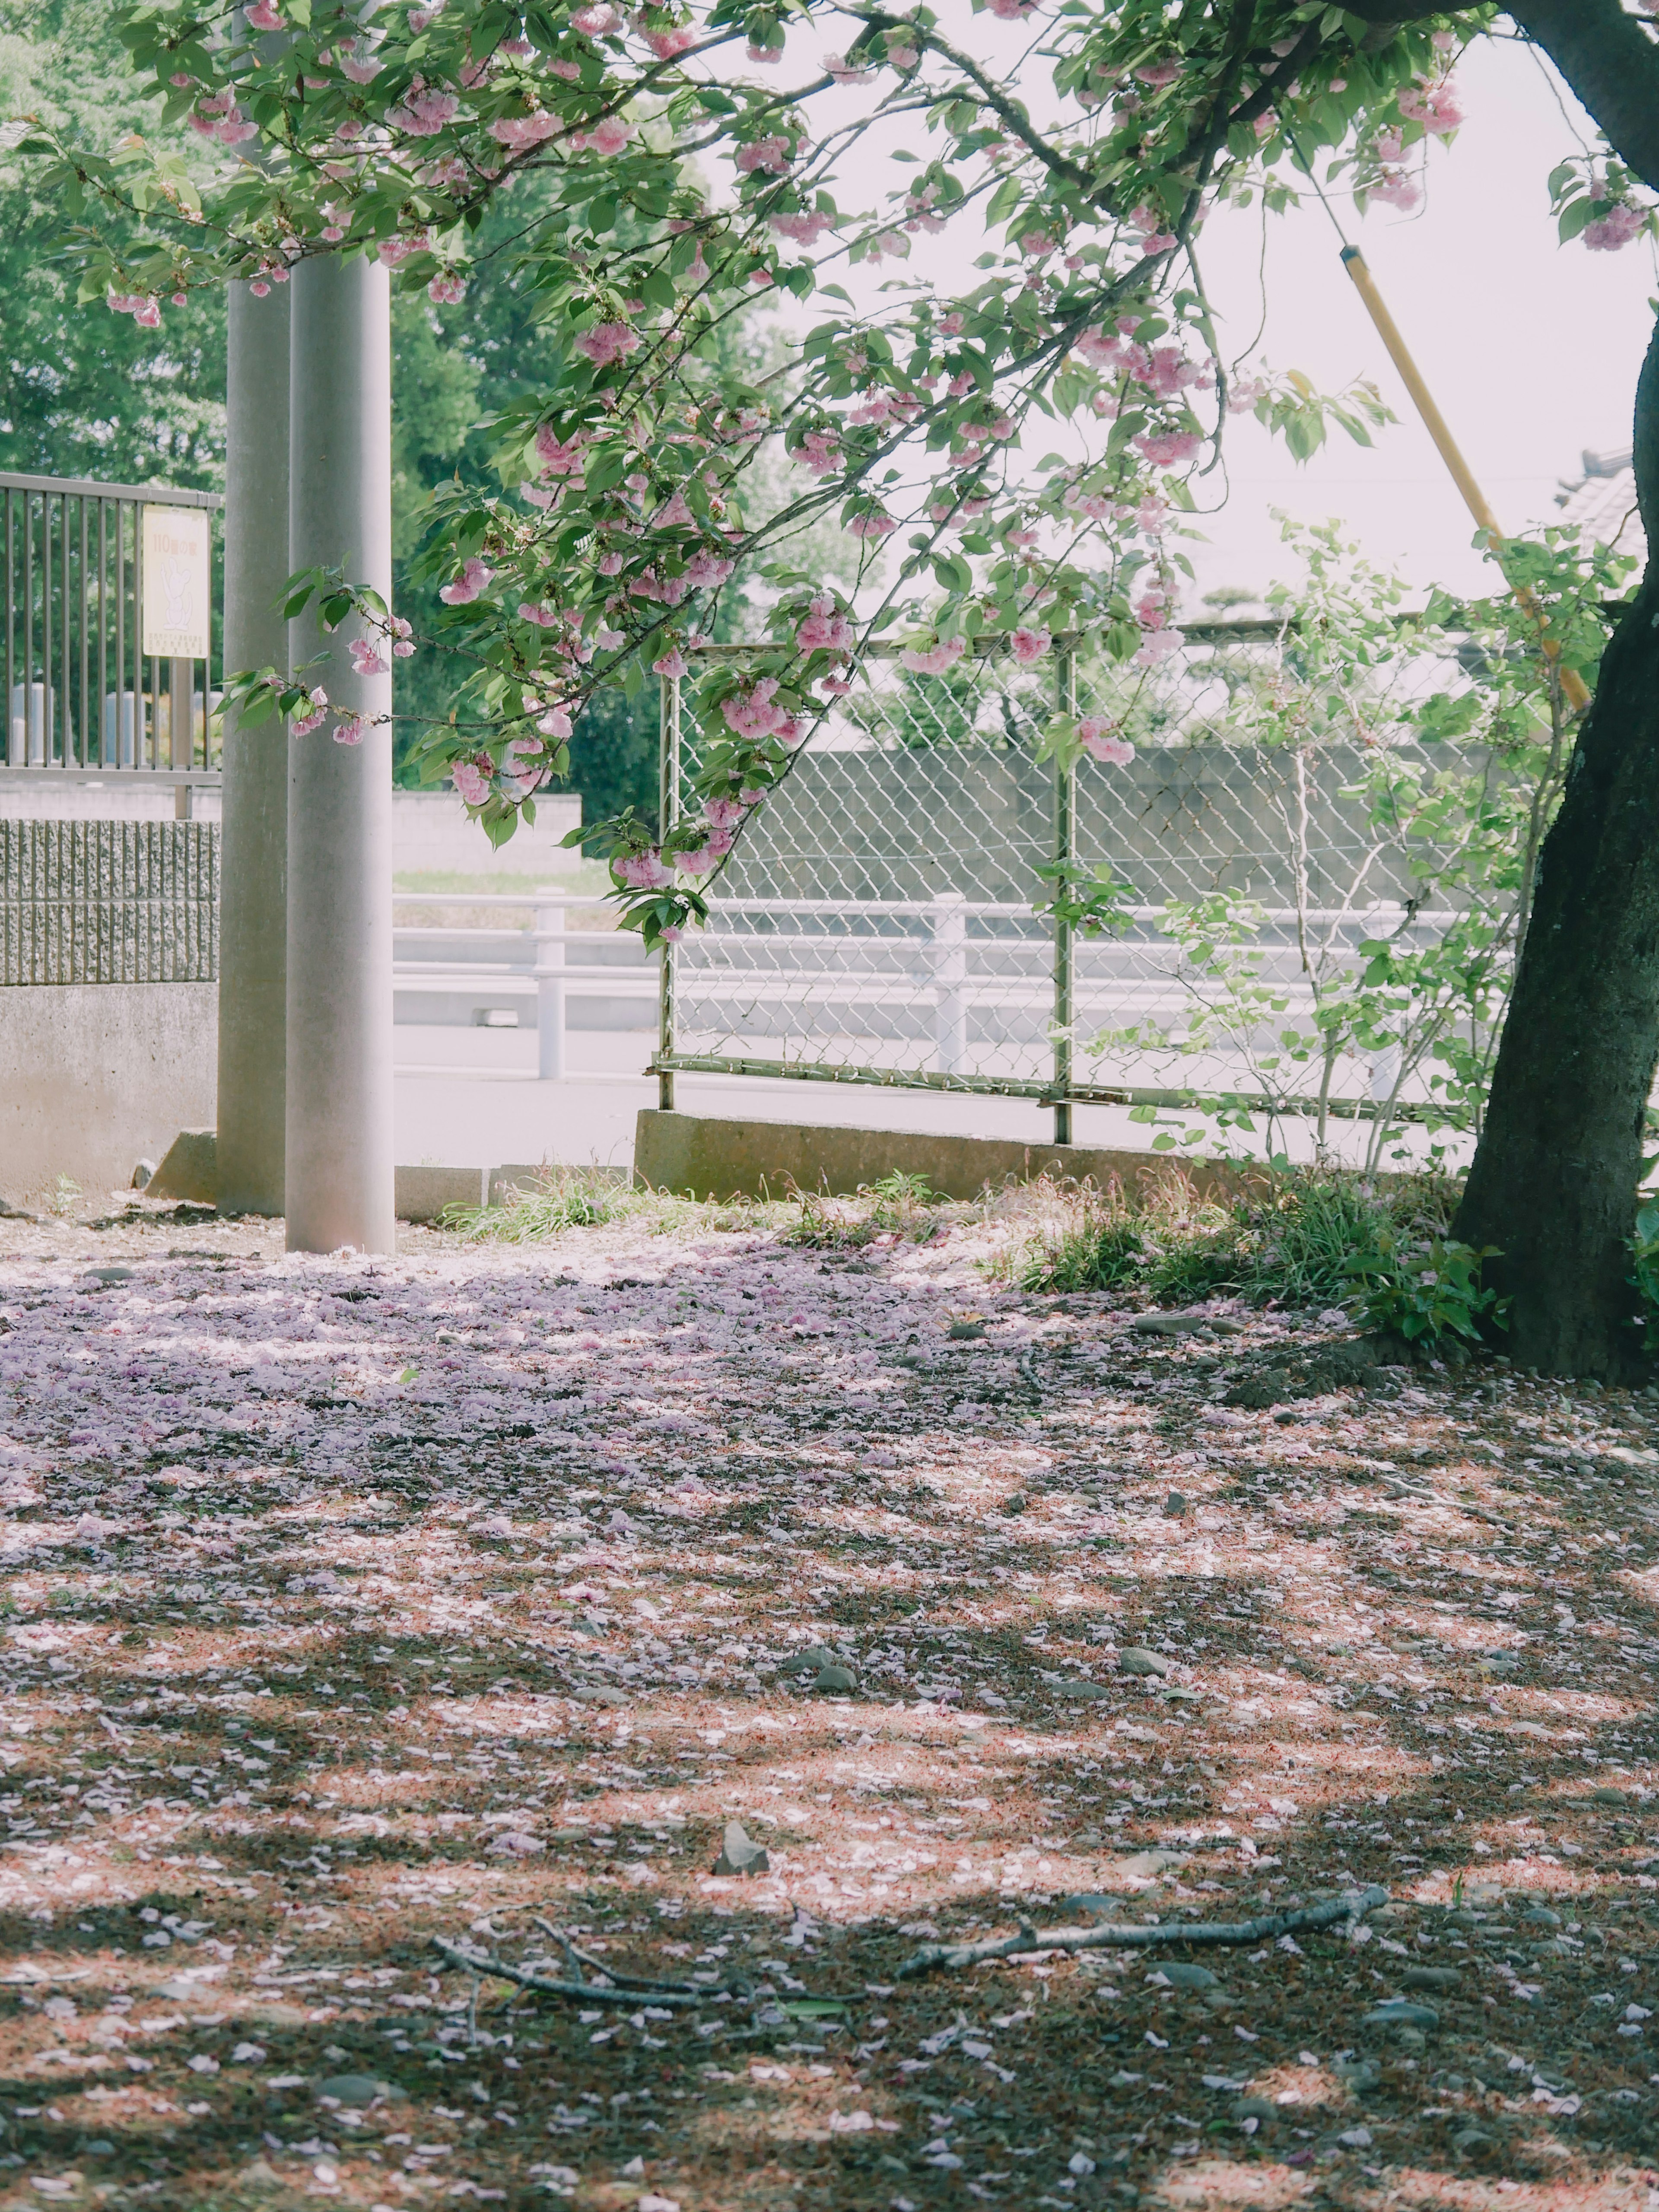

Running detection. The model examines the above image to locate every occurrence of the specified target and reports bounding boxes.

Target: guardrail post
[535,891,566,1081]
[657,672,680,1111]
[932,890,967,1075]
[1052,645,1076,1144]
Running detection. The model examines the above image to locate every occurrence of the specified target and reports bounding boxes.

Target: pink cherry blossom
[245,0,283,28]
[573,2,623,29]
[986,0,1037,18]
[489,112,562,148]
[519,602,563,628]
[1077,719,1135,766]
[770,210,834,245]
[1585,203,1646,251]
[899,635,967,676]
[797,597,854,652]
[1369,170,1422,212]
[588,115,633,156]
[1010,626,1050,664]
[792,429,840,477]
[1133,430,1203,466]
[452,760,492,805]
[683,550,734,590]
[734,135,792,175]
[721,680,788,737]
[643,24,698,59]
[339,47,383,83]
[428,272,467,305]
[332,712,369,745]
[575,322,643,366]
[1397,77,1464,136]
[439,558,495,606]
[348,638,389,677]
[846,511,897,539]
[702,796,747,830]
[290,689,330,736]
[653,649,690,678]
[388,86,461,135]
[614,848,674,890]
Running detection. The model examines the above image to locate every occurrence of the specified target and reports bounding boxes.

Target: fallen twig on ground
[432,1934,707,2008]
[897,1884,1389,1977]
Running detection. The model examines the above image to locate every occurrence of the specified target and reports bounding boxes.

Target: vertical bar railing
[1052,643,1076,1145]
[657,671,681,1111]
[0,472,221,779]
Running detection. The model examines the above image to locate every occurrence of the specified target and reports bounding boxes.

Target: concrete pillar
[216,278,291,1216]
[284,251,395,1255]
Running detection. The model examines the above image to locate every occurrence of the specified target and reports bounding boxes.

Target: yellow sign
[141,505,212,658]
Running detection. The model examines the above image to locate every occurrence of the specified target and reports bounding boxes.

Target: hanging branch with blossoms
[26,0,1522,945]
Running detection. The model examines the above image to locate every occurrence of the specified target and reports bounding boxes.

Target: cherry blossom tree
[26,0,1659,1376]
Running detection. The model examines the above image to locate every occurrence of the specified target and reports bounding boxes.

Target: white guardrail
[397,889,1449,1093]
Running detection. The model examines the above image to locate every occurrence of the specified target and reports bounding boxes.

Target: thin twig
[432,1935,706,2009]
[529,1918,707,1995]
[897,1884,1387,1979]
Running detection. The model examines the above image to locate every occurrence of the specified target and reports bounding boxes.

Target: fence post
[535,890,566,1081]
[1052,644,1076,1145]
[657,672,680,1112]
[931,890,967,1075]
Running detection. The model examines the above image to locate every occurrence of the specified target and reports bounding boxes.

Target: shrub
[1344,1229,1505,1348]
[439,1166,643,1241]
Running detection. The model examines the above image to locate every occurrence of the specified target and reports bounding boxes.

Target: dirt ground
[0,1193,1656,2212]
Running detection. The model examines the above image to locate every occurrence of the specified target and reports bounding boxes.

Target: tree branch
[1503,0,1659,194]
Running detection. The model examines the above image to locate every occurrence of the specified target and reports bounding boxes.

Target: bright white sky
[1187,31,1657,607]
[771,16,1656,612]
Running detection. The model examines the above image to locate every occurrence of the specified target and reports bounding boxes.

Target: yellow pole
[1341,245,1592,714]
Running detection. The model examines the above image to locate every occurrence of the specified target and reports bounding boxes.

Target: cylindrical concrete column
[217,278,291,1216]
[285,250,395,1254]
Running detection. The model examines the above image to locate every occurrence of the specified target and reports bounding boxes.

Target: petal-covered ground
[0,1194,1657,2212]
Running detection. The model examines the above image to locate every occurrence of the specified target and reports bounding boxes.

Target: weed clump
[1016,1167,1460,1315]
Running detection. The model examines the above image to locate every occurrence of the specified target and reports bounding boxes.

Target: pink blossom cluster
[575,322,643,366]
[769,210,835,246]
[339,44,383,84]
[734,135,795,175]
[451,758,493,805]
[846,511,897,539]
[386,83,461,135]
[190,88,257,144]
[823,53,874,85]
[489,111,563,149]
[1397,77,1464,137]
[290,689,330,737]
[536,702,575,739]
[1585,201,1647,252]
[640,23,698,60]
[1010,626,1050,664]
[1077,718,1135,766]
[1133,429,1203,466]
[614,847,674,890]
[377,230,434,269]
[899,634,966,676]
[348,637,390,677]
[107,291,161,328]
[428,272,467,305]
[569,116,634,156]
[985,0,1038,18]
[534,426,588,479]
[439,558,495,606]
[797,596,855,652]
[1126,201,1177,255]
[245,0,283,28]
[721,678,797,739]
[332,712,370,746]
[683,550,735,590]
[792,429,840,477]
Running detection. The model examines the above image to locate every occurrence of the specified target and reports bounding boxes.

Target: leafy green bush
[1344,1230,1505,1348]
[1016,1167,1459,1315]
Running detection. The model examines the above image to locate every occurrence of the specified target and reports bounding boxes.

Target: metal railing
[392,890,655,1074]
[652,627,1491,1143]
[3,470,222,777]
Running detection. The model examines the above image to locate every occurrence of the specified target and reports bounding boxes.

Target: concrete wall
[0,982,217,1201]
[391,789,582,879]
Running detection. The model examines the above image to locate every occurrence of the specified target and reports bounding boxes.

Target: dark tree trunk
[1452,321,1659,1378]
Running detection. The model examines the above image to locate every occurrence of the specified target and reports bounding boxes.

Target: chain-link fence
[655,621,1501,1154]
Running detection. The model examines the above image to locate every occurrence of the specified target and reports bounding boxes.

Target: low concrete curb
[631,1109,1264,1205]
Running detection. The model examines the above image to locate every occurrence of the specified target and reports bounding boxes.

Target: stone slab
[396,1164,489,1222]
[147,1127,219,1204]
[632,1109,1265,1205]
